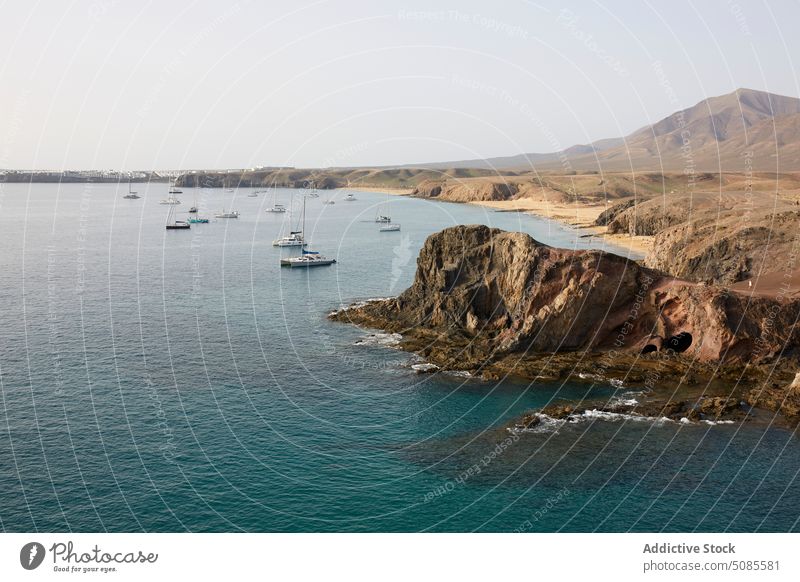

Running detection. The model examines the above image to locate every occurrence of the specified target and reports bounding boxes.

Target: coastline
[469,199,653,258]
[336,185,415,195]
[340,185,654,258]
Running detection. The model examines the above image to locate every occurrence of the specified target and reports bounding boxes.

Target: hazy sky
[1,0,798,170]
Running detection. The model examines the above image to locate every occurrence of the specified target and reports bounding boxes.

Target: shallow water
[0,182,798,532]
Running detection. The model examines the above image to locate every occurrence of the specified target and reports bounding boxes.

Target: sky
[1,0,799,170]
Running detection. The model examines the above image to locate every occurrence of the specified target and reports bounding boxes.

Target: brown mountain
[416,89,800,172]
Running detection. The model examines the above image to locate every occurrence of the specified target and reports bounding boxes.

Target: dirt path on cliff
[730,267,800,299]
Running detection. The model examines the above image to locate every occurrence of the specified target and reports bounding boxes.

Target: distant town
[0,167,293,183]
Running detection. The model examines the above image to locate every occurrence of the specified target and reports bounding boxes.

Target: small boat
[344,193,356,201]
[188,206,198,213]
[215,209,239,218]
[188,216,209,224]
[265,189,286,212]
[272,232,306,246]
[273,196,307,246]
[160,196,181,205]
[225,188,234,193]
[124,181,139,199]
[280,254,336,268]
[165,204,190,229]
[324,200,335,205]
[280,250,336,268]
[377,193,398,230]
[308,190,319,198]
[247,192,258,197]
[168,181,182,194]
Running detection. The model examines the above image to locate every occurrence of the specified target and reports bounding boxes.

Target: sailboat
[165,203,190,229]
[188,192,209,223]
[280,249,336,267]
[272,195,307,246]
[160,181,181,204]
[344,193,356,201]
[265,189,287,213]
[168,180,182,194]
[377,192,400,231]
[375,194,391,223]
[215,209,239,218]
[123,180,140,199]
[278,196,334,266]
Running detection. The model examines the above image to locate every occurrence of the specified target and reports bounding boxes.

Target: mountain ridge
[398,88,800,172]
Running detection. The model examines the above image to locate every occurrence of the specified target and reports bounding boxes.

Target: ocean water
[1,182,799,532]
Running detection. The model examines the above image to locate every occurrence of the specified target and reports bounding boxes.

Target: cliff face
[334,225,800,366]
[601,193,800,284]
[412,179,519,202]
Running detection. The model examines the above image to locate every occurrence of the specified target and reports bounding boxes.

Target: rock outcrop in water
[334,225,799,364]
[332,225,800,421]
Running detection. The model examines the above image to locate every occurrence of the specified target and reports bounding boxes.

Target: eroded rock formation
[334,225,800,365]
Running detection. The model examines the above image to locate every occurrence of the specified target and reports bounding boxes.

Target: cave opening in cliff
[666,332,693,353]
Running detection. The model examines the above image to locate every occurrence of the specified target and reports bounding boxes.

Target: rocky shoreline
[331,225,800,427]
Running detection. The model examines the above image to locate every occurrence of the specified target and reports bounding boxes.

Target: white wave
[444,370,472,379]
[329,297,395,316]
[610,390,644,407]
[577,372,624,389]
[353,332,402,348]
[411,363,440,373]
[508,413,566,434]
[579,409,672,425]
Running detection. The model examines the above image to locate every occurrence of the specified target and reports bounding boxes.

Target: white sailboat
[123,180,140,199]
[278,196,335,267]
[280,250,337,267]
[344,193,356,201]
[272,195,307,246]
[165,203,190,229]
[377,192,400,231]
[265,189,287,213]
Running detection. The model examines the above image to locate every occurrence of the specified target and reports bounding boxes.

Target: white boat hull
[280,256,336,267]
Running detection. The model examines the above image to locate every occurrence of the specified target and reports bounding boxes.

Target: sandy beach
[471,199,653,257]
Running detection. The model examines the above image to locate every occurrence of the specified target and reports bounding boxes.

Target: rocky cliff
[332,225,800,420]
[335,224,799,364]
[600,193,800,284]
[411,179,520,202]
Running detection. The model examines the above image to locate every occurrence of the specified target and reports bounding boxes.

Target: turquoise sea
[1,183,799,532]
